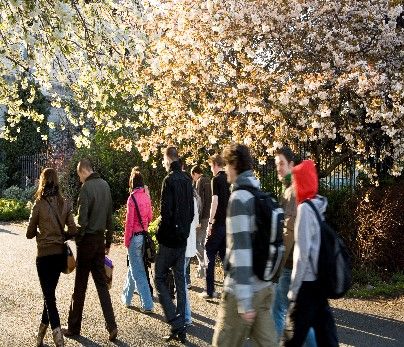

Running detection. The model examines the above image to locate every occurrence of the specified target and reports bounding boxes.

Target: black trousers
[154,244,186,333]
[67,234,117,334]
[36,253,65,329]
[205,225,226,296]
[281,281,339,347]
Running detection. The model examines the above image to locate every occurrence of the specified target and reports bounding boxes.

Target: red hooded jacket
[292,160,319,204]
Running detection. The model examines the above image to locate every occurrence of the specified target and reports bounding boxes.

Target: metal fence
[255,149,357,198]
[19,153,48,187]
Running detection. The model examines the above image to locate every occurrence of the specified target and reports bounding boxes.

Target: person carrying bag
[26,168,77,347]
[121,167,154,313]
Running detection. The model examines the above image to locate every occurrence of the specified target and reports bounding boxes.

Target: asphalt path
[0,222,403,347]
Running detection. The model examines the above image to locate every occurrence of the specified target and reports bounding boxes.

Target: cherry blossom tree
[0,0,403,179]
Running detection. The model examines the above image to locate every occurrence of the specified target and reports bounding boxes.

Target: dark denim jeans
[281,281,338,347]
[154,244,186,333]
[204,225,226,296]
[36,253,65,329]
[67,234,117,334]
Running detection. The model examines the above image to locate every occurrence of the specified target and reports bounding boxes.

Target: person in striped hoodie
[212,143,277,347]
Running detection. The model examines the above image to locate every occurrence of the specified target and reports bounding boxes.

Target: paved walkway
[0,222,403,346]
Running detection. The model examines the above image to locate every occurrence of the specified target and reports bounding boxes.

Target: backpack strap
[304,199,323,224]
[234,185,259,195]
[131,193,146,232]
[303,199,322,277]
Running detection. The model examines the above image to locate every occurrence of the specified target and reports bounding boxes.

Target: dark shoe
[163,329,186,344]
[177,331,187,344]
[109,327,118,341]
[36,323,48,347]
[61,327,79,338]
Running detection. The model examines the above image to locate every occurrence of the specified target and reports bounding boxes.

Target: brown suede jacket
[279,181,297,269]
[26,196,77,257]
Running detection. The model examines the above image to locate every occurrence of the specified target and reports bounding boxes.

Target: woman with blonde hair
[121,167,154,312]
[27,168,77,347]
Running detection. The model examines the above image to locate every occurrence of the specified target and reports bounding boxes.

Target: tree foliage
[0,1,403,180]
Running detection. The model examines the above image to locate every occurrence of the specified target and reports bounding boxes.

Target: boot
[52,327,64,347]
[36,323,48,347]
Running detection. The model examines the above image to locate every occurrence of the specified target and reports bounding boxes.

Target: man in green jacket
[63,159,118,342]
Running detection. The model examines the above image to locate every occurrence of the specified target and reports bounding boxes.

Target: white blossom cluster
[0,0,403,177]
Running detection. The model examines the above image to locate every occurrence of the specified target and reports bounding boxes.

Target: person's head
[35,168,61,201]
[77,158,94,183]
[275,147,295,181]
[163,146,179,172]
[292,160,318,204]
[208,154,225,176]
[190,165,203,183]
[222,143,254,184]
[129,167,144,191]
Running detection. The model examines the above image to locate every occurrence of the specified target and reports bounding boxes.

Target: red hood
[292,160,318,204]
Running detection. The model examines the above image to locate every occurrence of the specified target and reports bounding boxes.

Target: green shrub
[0,199,30,221]
[112,205,126,241]
[0,164,8,193]
[62,130,165,211]
[2,186,25,200]
[354,183,404,272]
[2,185,37,201]
[148,218,160,249]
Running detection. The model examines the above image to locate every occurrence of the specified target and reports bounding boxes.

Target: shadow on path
[66,335,103,346]
[0,228,18,235]
[334,307,404,347]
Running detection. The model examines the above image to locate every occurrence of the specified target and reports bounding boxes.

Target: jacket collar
[170,160,181,172]
[85,172,101,182]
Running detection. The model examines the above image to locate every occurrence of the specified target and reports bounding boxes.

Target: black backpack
[305,199,352,299]
[235,186,285,282]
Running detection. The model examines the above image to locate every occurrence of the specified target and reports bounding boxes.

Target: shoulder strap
[44,198,65,237]
[131,193,146,232]
[304,199,323,224]
[234,185,259,195]
[303,199,321,277]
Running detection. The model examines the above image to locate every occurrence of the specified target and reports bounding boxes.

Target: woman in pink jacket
[121,167,154,312]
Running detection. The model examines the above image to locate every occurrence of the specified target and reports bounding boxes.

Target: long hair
[35,168,64,210]
[129,167,144,191]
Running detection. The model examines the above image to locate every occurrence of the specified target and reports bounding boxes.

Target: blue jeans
[154,244,186,333]
[122,234,154,310]
[184,257,192,324]
[272,268,317,347]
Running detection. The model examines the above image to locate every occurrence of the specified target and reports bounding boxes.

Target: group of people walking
[27,144,339,347]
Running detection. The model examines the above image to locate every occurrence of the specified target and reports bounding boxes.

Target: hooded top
[289,159,327,301]
[223,170,271,314]
[292,160,318,204]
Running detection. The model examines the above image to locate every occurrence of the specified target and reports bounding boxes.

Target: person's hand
[206,223,213,236]
[240,310,256,324]
[105,247,110,255]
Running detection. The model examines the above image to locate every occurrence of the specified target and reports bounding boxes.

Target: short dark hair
[223,143,253,175]
[191,165,203,175]
[165,146,179,161]
[77,158,93,172]
[275,147,295,163]
[129,167,144,190]
[208,154,225,168]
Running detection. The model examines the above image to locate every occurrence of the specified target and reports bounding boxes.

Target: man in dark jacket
[191,165,212,278]
[155,146,194,344]
[63,159,118,341]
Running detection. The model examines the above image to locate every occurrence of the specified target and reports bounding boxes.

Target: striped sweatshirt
[223,170,272,314]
